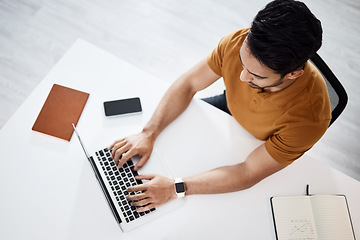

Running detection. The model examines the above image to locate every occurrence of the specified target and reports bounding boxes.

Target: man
[109,0,331,212]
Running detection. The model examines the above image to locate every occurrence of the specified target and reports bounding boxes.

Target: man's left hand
[126,174,177,212]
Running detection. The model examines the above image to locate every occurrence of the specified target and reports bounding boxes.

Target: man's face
[239,40,285,92]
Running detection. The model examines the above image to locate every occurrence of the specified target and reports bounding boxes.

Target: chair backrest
[309,53,348,127]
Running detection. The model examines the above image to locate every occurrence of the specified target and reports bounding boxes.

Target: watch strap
[174,178,185,198]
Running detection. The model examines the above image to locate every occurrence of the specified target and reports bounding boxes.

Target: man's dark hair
[247,0,322,77]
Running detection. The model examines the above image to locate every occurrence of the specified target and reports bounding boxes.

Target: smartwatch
[174,178,186,198]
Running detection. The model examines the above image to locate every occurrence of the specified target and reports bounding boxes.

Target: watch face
[175,182,185,193]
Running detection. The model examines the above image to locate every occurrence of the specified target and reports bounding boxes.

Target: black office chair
[310,53,348,127]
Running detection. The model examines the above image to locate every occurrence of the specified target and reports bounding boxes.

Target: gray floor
[1,0,359,181]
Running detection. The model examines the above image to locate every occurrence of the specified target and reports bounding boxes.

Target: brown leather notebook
[32,84,90,141]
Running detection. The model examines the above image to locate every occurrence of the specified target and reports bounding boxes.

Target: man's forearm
[183,144,286,196]
[183,163,254,195]
[110,59,220,168]
[142,76,196,142]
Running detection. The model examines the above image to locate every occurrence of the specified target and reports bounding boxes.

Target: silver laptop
[72,124,184,232]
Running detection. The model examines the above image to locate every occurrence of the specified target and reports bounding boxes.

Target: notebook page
[311,195,355,240]
[271,196,318,240]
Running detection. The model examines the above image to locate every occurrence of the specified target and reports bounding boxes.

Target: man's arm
[183,144,285,195]
[126,144,286,212]
[109,58,221,170]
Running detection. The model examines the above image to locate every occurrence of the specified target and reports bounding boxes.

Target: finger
[108,142,116,151]
[135,174,157,181]
[127,184,147,193]
[117,157,128,169]
[116,147,138,168]
[108,139,124,151]
[134,154,150,171]
[129,198,152,207]
[121,147,136,163]
[136,203,156,213]
[108,141,116,151]
[126,193,147,202]
[112,141,127,160]
[113,144,130,163]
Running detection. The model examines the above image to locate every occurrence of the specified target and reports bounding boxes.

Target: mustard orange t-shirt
[207,28,331,165]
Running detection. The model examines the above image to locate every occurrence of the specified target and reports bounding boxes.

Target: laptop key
[131,167,138,176]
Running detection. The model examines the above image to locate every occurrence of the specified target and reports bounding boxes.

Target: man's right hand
[108,130,155,171]
[109,59,220,171]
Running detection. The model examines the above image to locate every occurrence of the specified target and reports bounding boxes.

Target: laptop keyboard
[95,148,155,223]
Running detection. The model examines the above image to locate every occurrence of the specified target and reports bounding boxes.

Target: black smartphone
[103,97,142,116]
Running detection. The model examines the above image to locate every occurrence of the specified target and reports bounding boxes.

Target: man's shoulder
[227,28,250,40]
[220,28,250,49]
[300,61,331,118]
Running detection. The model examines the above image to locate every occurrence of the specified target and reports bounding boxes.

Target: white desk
[0,40,359,240]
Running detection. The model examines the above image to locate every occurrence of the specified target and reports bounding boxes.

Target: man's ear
[286,69,304,80]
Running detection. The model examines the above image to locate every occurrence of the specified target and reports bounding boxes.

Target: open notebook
[271,194,355,240]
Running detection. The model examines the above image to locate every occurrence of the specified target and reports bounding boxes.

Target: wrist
[142,125,159,143]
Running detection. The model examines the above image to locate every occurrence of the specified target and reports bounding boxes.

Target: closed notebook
[32,84,89,141]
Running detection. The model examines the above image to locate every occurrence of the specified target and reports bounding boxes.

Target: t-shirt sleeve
[264,121,329,165]
[207,28,249,77]
[206,33,235,77]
